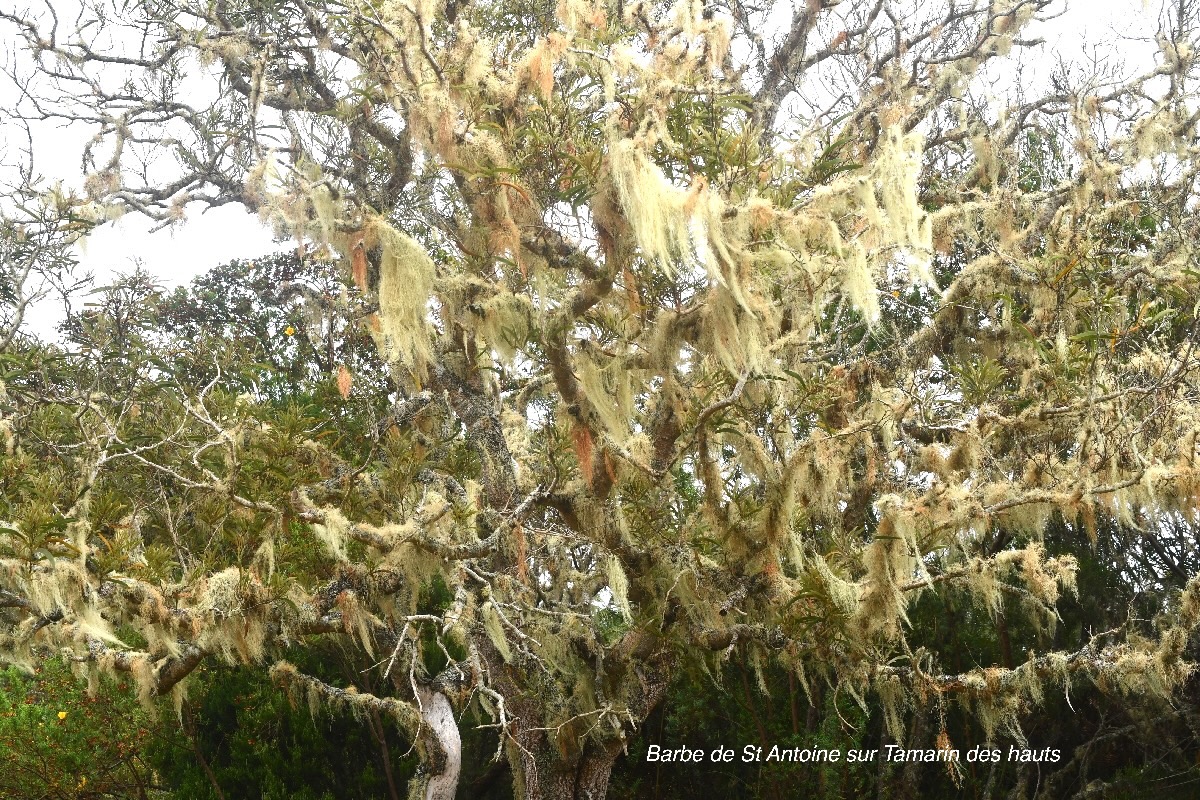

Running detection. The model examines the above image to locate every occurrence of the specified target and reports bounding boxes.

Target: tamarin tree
[2,0,1200,797]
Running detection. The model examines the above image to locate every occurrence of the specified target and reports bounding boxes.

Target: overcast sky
[1,0,1168,337]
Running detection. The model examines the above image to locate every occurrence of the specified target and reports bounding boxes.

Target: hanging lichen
[371,220,436,373]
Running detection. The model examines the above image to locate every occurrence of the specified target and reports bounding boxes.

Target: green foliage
[152,663,413,800]
[0,659,171,799]
[610,666,875,800]
[948,356,1009,406]
[154,253,387,404]
[0,657,427,800]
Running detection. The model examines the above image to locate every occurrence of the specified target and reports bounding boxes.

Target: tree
[3,0,1200,798]
[0,185,90,350]
[152,252,388,398]
[0,658,170,799]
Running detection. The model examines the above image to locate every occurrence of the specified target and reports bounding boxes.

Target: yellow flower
[284,325,295,336]
[57,711,67,720]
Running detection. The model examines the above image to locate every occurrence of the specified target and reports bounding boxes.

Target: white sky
[1,0,1170,338]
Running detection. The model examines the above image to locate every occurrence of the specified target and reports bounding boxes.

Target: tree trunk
[415,687,462,800]
[510,732,624,800]
[496,658,670,800]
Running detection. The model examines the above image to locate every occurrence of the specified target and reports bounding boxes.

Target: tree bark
[509,731,626,800]
[489,642,671,800]
[416,687,462,800]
